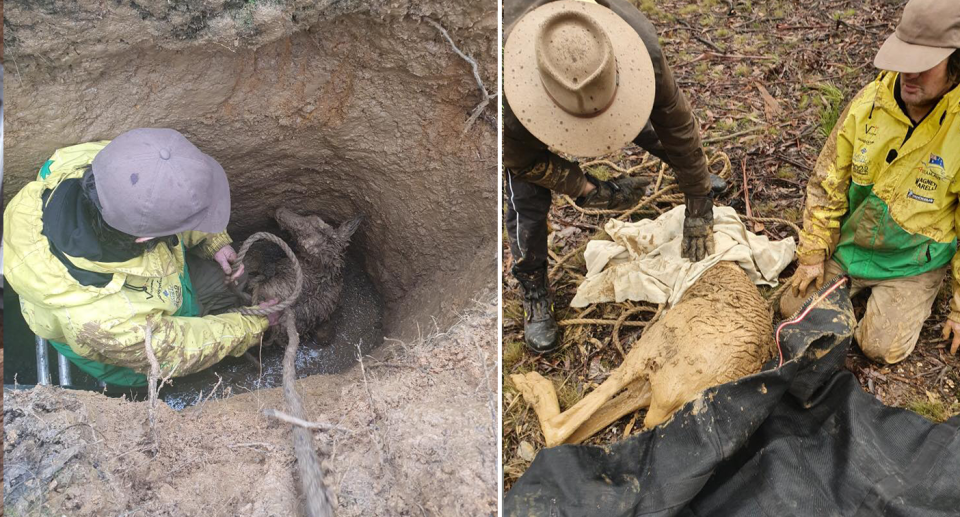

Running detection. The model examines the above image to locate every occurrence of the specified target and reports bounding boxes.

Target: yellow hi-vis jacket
[798,72,960,321]
[3,142,268,377]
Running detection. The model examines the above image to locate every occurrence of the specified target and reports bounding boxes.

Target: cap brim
[874,33,955,74]
[504,1,655,158]
[188,155,231,235]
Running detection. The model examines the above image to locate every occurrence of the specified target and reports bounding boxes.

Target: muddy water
[161,264,384,410]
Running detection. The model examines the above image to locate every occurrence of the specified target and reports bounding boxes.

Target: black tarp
[505,278,960,516]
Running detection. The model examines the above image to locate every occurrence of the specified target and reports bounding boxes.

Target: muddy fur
[513,262,776,446]
[251,208,363,343]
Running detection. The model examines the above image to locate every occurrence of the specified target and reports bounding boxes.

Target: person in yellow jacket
[3,128,279,387]
[781,0,960,364]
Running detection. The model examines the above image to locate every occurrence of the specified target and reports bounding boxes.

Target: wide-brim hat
[874,0,960,74]
[504,0,655,158]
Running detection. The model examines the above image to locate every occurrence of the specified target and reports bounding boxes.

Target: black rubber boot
[576,174,652,211]
[514,267,559,354]
[709,173,728,195]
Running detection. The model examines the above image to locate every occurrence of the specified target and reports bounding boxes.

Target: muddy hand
[681,219,715,261]
[681,194,715,262]
[942,318,960,355]
[789,260,825,298]
[214,245,245,283]
[259,299,281,327]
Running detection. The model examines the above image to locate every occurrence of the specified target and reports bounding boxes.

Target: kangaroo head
[274,208,363,268]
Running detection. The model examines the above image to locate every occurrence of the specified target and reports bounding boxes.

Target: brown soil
[4,295,497,516]
[4,0,497,514]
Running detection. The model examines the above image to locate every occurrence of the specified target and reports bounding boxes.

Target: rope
[550,185,678,280]
[580,150,732,180]
[228,231,334,517]
[557,318,649,327]
[560,184,679,217]
[612,306,657,356]
[228,232,303,317]
[282,312,336,516]
[547,151,739,350]
[581,153,657,174]
[707,150,733,180]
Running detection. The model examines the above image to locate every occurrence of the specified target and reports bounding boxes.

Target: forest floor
[502,0,960,490]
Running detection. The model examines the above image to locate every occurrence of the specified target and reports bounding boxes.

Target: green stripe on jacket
[834,183,956,280]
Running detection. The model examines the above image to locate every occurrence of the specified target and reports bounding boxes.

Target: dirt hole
[4,0,496,395]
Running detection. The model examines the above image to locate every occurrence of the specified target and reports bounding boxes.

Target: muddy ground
[3,0,498,514]
[502,0,960,489]
[5,294,497,516]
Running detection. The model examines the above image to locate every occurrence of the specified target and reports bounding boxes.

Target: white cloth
[570,205,796,308]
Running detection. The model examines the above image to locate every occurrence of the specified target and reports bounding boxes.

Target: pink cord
[774,277,848,368]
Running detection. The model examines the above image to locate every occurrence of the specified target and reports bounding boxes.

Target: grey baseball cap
[91,128,231,237]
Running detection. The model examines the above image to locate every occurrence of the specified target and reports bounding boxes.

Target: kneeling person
[782,0,960,364]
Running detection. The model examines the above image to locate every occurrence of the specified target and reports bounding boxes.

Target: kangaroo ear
[339,215,364,240]
[274,207,299,234]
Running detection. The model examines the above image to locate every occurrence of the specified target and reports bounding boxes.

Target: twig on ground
[742,215,802,237]
[13,57,24,87]
[702,127,765,144]
[228,442,276,453]
[143,322,169,449]
[741,157,757,231]
[194,373,224,417]
[263,408,354,434]
[680,51,776,67]
[774,153,813,172]
[424,17,497,133]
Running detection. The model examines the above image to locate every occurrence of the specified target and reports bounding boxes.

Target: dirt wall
[3,0,498,337]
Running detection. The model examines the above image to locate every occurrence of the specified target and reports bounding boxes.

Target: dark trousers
[506,124,672,274]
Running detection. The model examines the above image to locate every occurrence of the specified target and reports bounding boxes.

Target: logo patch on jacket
[915,177,938,191]
[854,147,869,163]
[929,154,945,169]
[123,277,182,308]
[907,190,935,203]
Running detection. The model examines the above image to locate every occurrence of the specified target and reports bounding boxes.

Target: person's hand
[788,260,825,299]
[258,299,281,327]
[213,245,244,283]
[941,318,960,355]
[681,194,715,262]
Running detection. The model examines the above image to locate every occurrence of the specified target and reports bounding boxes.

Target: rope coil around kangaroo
[228,231,335,517]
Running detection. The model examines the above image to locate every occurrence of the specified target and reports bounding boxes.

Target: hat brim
[874,33,955,74]
[187,155,231,235]
[504,1,655,158]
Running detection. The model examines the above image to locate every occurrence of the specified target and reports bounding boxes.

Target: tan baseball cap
[874,0,960,73]
[92,128,231,237]
[503,0,655,158]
